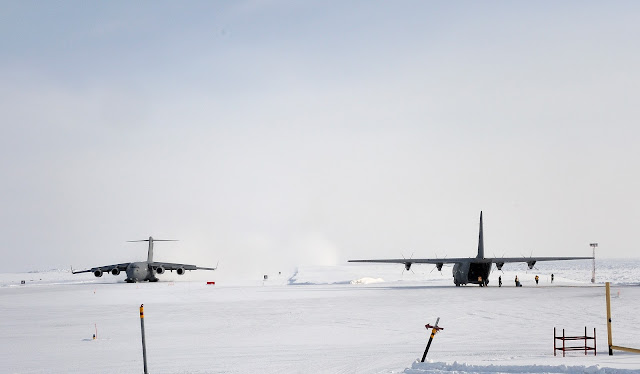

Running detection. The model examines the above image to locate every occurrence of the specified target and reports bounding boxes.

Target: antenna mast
[590,243,598,283]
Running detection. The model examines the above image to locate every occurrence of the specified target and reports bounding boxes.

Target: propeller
[493,252,505,273]
[430,253,446,275]
[521,251,538,270]
[401,252,415,275]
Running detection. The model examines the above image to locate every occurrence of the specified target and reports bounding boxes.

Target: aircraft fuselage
[453,261,492,286]
[125,262,158,283]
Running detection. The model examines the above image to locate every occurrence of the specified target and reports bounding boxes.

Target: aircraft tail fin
[148,237,154,262]
[477,211,484,259]
[127,237,178,263]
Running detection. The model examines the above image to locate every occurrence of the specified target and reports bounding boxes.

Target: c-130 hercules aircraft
[349,212,593,286]
[72,237,217,282]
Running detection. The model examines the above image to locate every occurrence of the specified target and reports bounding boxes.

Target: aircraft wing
[72,263,131,274]
[487,256,593,263]
[485,256,594,268]
[349,256,593,265]
[349,258,476,264]
[150,262,217,271]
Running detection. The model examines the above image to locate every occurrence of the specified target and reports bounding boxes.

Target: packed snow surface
[1,259,639,373]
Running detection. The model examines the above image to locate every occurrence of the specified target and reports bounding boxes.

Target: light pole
[590,243,598,283]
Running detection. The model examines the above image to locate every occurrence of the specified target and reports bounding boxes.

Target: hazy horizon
[2,1,639,275]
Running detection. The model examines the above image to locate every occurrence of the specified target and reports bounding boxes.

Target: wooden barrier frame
[606,282,640,355]
[554,327,596,357]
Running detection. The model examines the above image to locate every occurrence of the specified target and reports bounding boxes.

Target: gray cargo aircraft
[72,237,217,282]
[349,212,593,286]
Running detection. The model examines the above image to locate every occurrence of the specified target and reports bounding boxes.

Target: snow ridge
[405,361,639,374]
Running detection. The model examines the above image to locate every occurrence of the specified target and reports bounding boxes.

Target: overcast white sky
[1,1,639,276]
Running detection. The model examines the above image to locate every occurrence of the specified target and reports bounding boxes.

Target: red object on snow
[206,281,216,285]
[425,324,444,331]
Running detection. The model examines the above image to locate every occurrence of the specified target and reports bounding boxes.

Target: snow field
[1,260,639,373]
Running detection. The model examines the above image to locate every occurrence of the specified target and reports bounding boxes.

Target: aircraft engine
[404,263,412,271]
[155,266,165,275]
[176,267,185,275]
[111,268,120,275]
[93,269,103,277]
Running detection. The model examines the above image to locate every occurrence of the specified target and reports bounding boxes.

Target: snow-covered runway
[1,260,639,373]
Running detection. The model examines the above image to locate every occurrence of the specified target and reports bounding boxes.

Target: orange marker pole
[140,304,148,374]
[421,317,443,362]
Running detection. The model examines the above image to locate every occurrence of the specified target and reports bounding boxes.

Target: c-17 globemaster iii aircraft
[72,237,217,283]
[349,212,593,286]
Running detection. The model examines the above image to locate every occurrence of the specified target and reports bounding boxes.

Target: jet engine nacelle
[93,269,103,277]
[155,266,165,275]
[404,263,412,271]
[111,268,120,276]
[176,267,185,275]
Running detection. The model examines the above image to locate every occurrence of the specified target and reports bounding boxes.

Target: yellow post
[140,304,148,374]
[606,282,640,355]
[606,282,613,355]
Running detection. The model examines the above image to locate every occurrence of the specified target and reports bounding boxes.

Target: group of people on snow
[497,273,554,287]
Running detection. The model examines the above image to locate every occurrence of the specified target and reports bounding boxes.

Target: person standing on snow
[535,275,539,285]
